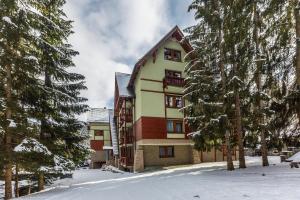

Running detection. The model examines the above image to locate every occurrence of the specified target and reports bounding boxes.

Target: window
[165,70,182,78]
[165,95,183,108]
[167,120,174,132]
[175,97,183,108]
[164,48,181,62]
[94,130,104,136]
[159,146,174,158]
[167,120,183,133]
[165,96,174,107]
[175,122,183,133]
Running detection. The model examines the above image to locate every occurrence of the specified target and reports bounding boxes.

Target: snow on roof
[87,108,112,123]
[115,72,134,97]
[109,109,119,155]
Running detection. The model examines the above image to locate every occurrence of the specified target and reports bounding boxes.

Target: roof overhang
[128,26,193,87]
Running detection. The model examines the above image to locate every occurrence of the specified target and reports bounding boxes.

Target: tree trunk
[253,2,269,167]
[4,65,13,200]
[295,5,300,88]
[38,173,44,191]
[14,163,19,198]
[27,180,31,195]
[225,130,234,171]
[261,130,269,166]
[215,0,234,171]
[231,46,246,169]
[295,4,300,125]
[234,89,246,168]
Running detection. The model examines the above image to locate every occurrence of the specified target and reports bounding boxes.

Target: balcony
[164,76,185,87]
[120,128,134,145]
[120,108,133,125]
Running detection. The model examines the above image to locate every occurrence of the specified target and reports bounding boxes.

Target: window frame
[159,146,174,158]
[94,130,104,137]
[164,48,182,62]
[166,120,184,133]
[165,95,183,108]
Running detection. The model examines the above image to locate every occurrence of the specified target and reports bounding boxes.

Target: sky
[64,0,195,116]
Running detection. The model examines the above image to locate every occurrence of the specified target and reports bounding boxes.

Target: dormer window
[164,48,181,62]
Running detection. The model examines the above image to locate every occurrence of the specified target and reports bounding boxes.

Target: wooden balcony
[120,108,133,125]
[120,128,134,145]
[164,76,185,87]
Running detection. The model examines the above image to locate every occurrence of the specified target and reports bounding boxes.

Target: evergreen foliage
[185,0,299,170]
[0,0,88,198]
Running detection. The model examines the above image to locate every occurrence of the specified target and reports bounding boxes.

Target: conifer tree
[0,0,44,198]
[28,0,89,190]
[184,0,235,171]
[1,0,89,198]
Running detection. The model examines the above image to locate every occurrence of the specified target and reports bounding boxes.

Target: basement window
[159,146,174,158]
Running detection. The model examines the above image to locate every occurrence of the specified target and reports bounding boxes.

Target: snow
[2,16,17,27]
[115,72,134,97]
[87,108,111,123]
[16,156,300,200]
[7,119,17,128]
[53,155,75,173]
[14,138,52,155]
[109,109,119,156]
[25,56,38,62]
[287,152,300,162]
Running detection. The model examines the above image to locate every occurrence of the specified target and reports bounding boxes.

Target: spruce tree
[27,0,89,190]
[185,0,235,171]
[0,0,44,198]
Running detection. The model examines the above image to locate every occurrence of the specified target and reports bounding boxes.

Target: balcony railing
[164,76,185,87]
[120,108,133,125]
[120,128,134,145]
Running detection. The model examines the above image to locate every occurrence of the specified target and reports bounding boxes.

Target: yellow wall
[89,122,111,146]
[134,39,188,121]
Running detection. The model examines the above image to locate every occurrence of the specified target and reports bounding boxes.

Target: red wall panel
[134,117,167,140]
[90,140,104,151]
[134,117,190,140]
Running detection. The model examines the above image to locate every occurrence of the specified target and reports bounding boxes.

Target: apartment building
[87,108,113,168]
[113,26,238,172]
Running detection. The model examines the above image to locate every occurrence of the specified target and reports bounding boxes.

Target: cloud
[64,0,194,116]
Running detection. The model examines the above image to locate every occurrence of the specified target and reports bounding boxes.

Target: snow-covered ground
[2,156,299,200]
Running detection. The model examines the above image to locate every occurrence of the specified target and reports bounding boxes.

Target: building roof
[115,72,134,97]
[109,109,119,155]
[87,108,111,123]
[128,25,193,87]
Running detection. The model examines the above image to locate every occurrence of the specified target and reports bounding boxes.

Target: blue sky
[65,0,195,112]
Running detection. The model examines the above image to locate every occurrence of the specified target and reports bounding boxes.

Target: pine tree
[184,0,235,171]
[0,0,44,198]
[26,0,89,190]
[1,0,89,198]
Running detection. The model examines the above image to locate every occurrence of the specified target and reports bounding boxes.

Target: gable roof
[87,108,111,123]
[115,72,134,97]
[128,25,193,87]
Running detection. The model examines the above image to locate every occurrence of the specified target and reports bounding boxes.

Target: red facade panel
[90,140,104,151]
[134,117,167,140]
[134,118,143,140]
[185,123,191,139]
